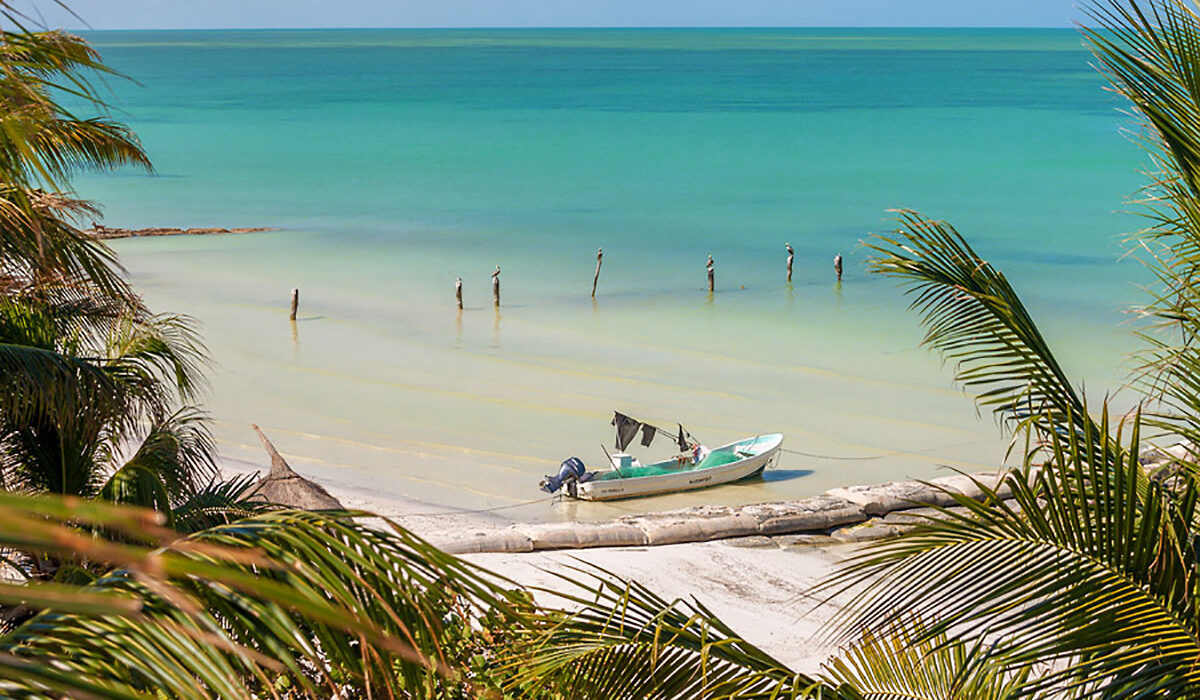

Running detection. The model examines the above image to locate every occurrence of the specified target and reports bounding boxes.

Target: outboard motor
[540,456,587,494]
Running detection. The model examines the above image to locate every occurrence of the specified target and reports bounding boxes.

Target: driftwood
[289,289,299,321]
[455,276,464,310]
[86,225,274,240]
[591,248,603,297]
[250,424,344,510]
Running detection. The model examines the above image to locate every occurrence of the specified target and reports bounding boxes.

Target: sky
[21,0,1084,30]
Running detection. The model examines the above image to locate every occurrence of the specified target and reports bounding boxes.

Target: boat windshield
[596,446,743,481]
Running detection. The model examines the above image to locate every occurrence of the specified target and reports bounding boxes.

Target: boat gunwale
[578,433,783,499]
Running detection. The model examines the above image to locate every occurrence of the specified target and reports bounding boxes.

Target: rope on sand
[393,495,558,519]
[781,438,992,461]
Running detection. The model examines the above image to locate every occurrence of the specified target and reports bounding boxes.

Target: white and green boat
[541,433,783,501]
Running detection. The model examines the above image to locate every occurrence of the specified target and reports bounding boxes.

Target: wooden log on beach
[591,247,603,298]
[455,276,464,310]
[289,288,299,321]
[833,253,843,282]
[786,242,794,282]
[706,255,714,293]
[492,265,501,307]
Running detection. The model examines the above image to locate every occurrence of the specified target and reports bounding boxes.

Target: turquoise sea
[75,28,1149,520]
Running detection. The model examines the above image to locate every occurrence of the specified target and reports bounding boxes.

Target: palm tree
[0,491,535,699]
[0,5,228,521]
[0,13,548,699]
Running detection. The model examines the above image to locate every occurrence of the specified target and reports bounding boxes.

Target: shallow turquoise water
[71,28,1153,519]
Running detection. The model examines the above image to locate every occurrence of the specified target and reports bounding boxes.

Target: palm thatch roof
[250,424,344,510]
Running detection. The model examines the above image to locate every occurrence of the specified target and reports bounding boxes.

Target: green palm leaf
[97,462,174,527]
[504,564,828,699]
[169,473,268,535]
[1080,2,1200,444]
[113,407,217,504]
[820,619,1033,700]
[0,26,150,189]
[867,210,1088,442]
[0,492,531,698]
[824,408,1200,698]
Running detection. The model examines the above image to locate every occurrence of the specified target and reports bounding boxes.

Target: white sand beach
[224,454,864,673]
[463,541,855,674]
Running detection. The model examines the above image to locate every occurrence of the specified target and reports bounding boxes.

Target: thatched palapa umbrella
[251,424,344,510]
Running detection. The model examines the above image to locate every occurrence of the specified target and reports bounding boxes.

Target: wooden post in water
[591,248,603,298]
[786,242,794,282]
[492,265,501,307]
[289,288,299,321]
[833,253,843,282]
[706,255,715,293]
[455,276,463,310]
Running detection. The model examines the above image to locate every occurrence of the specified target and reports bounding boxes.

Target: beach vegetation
[0,3,235,528]
[0,492,539,698]
[0,5,540,698]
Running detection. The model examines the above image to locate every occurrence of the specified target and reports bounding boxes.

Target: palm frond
[820,618,1032,700]
[0,492,532,698]
[0,27,150,190]
[97,462,173,527]
[102,312,209,413]
[1081,2,1200,431]
[114,407,217,504]
[169,473,270,535]
[866,210,1089,443]
[823,407,1200,698]
[0,340,120,435]
[0,187,133,303]
[503,563,826,699]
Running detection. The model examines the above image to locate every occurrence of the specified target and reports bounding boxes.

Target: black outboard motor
[540,456,587,494]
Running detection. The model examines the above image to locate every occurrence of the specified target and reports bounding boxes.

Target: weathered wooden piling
[492,265,501,307]
[786,242,794,282]
[455,276,464,310]
[591,248,603,298]
[289,288,299,321]
[834,253,843,282]
[706,255,715,292]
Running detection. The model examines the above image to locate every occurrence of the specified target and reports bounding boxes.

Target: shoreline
[221,456,1008,550]
[222,455,1014,673]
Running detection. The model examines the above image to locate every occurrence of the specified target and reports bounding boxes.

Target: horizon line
[73,24,1078,32]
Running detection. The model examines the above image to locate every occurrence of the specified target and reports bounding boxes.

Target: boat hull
[575,434,782,501]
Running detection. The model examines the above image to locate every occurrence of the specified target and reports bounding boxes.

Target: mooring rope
[780,438,992,461]
[388,495,559,519]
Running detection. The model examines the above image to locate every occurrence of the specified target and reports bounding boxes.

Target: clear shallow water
[73,28,1149,520]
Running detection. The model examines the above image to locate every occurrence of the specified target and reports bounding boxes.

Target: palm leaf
[114,407,217,504]
[1081,2,1200,442]
[820,618,1033,700]
[169,473,268,535]
[0,492,533,698]
[503,563,828,699]
[866,210,1089,442]
[823,407,1200,698]
[97,462,174,527]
